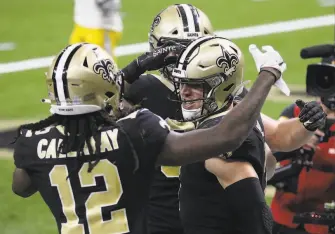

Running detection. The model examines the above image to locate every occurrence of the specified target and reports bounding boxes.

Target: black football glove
[121,41,185,83]
[296,99,327,131]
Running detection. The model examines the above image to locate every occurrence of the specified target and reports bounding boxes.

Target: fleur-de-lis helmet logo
[93,59,115,83]
[216,45,239,77]
[150,15,161,33]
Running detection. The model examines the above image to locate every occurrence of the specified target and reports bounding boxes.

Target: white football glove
[249,44,290,96]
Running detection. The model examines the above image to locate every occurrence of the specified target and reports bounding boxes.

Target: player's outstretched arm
[157,45,287,166]
[157,68,279,165]
[12,168,37,198]
[262,100,326,152]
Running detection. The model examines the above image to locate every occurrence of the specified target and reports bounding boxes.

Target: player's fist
[137,41,185,72]
[120,42,185,84]
[296,99,327,131]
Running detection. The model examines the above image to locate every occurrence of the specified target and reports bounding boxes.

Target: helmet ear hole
[83,57,88,68]
[172,30,178,35]
[105,91,115,98]
[71,83,81,87]
[204,29,209,35]
[229,46,238,54]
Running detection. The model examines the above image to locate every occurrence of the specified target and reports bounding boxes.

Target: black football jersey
[179,111,266,234]
[125,74,184,234]
[125,74,182,120]
[13,109,170,234]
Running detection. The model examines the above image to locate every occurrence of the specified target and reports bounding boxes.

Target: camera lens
[316,75,334,89]
[306,64,335,97]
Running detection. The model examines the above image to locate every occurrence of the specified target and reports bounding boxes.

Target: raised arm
[262,100,326,152]
[157,68,280,165]
[262,114,312,152]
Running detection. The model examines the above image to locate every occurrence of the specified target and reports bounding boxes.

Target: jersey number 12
[49,159,130,234]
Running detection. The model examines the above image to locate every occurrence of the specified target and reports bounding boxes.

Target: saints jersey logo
[216,46,239,77]
[93,59,115,83]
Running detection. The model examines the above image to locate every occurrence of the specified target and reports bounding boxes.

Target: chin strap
[181,107,203,121]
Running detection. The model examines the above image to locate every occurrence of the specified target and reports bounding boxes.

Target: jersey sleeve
[198,114,265,178]
[118,108,170,170]
[197,115,223,129]
[280,103,297,119]
[135,109,170,157]
[229,133,264,175]
[124,75,151,105]
[13,132,30,169]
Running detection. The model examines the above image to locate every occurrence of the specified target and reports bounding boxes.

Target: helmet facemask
[167,36,244,122]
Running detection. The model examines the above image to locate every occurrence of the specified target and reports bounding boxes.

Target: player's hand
[120,42,185,83]
[137,41,185,72]
[296,99,327,131]
[249,44,286,79]
[249,44,290,96]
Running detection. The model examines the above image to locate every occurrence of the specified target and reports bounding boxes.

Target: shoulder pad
[197,110,229,129]
[150,74,174,91]
[165,118,195,132]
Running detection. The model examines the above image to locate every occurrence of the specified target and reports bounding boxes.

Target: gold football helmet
[169,36,245,122]
[45,43,121,115]
[148,4,214,51]
[148,4,214,81]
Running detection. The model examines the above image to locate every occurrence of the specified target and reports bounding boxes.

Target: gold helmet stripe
[52,43,84,103]
[177,36,214,70]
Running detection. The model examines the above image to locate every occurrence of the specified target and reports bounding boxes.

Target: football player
[12,41,283,234]
[69,0,123,58]
[122,4,214,234]
[120,4,326,234]
[176,37,326,234]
